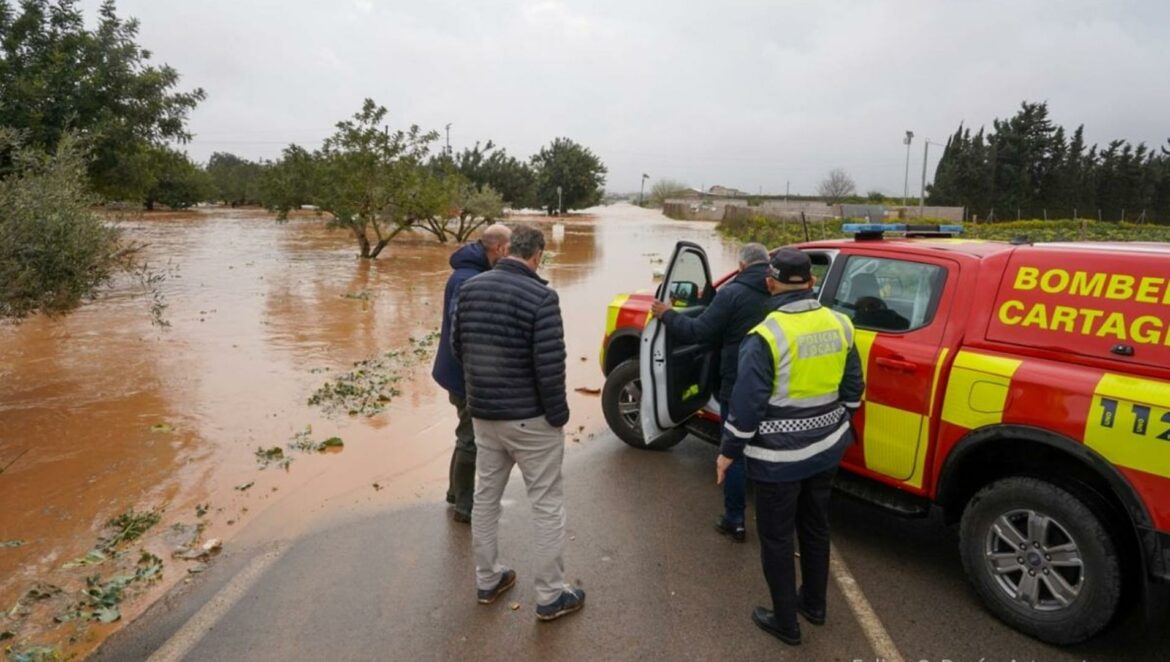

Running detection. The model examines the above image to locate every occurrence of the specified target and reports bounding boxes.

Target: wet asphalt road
[94,430,1168,662]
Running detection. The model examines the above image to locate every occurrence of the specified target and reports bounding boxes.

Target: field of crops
[716,215,1170,247]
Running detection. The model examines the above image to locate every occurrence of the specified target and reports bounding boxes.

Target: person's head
[765,248,816,295]
[506,224,546,270]
[480,223,512,266]
[738,242,769,271]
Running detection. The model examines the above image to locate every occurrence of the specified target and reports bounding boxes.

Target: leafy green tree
[259,145,317,214]
[0,0,205,200]
[530,137,607,214]
[649,178,690,206]
[142,147,213,210]
[266,99,441,259]
[0,130,123,319]
[439,141,537,209]
[207,152,265,206]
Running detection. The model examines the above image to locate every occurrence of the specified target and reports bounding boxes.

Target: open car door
[639,241,717,445]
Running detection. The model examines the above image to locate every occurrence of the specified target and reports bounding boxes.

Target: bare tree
[817,168,856,205]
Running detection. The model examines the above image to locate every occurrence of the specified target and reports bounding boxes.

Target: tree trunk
[369,239,390,259]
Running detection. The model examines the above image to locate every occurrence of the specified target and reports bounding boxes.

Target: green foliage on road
[0,0,205,202]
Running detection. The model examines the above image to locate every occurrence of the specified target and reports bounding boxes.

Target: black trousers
[755,467,836,629]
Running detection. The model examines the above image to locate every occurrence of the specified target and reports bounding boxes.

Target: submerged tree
[650,178,690,206]
[531,137,607,214]
[264,99,441,259]
[0,131,125,319]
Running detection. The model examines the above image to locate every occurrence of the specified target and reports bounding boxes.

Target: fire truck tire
[602,359,685,451]
[959,476,1121,645]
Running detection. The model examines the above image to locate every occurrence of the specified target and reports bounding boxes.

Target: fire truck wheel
[602,359,685,451]
[959,476,1121,645]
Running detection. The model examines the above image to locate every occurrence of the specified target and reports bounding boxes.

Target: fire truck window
[831,256,945,333]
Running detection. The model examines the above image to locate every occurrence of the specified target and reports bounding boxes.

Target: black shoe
[446,492,455,505]
[800,603,828,626]
[536,587,586,622]
[477,569,516,604]
[752,607,801,646]
[452,509,471,524]
[715,516,746,543]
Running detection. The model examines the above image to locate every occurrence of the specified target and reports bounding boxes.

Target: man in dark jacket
[650,242,773,541]
[432,223,511,523]
[717,249,864,647]
[452,224,584,622]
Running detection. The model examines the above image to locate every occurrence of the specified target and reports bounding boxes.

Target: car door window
[664,248,712,308]
[831,256,945,332]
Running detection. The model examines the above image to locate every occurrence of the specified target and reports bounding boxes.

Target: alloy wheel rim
[617,378,641,430]
[983,508,1085,612]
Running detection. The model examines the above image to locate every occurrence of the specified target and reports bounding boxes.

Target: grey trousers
[472,415,568,607]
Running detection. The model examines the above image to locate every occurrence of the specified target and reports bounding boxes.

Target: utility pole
[444,123,451,154]
[639,173,649,207]
[785,180,790,202]
[903,130,914,207]
[919,139,940,219]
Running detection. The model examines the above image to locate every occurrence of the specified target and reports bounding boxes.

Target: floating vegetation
[5,645,60,662]
[287,426,344,454]
[149,422,175,434]
[0,540,25,549]
[308,330,439,417]
[253,446,291,471]
[98,510,161,552]
[56,552,162,624]
[341,290,372,301]
[234,481,254,492]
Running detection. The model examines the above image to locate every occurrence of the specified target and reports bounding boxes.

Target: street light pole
[639,173,649,207]
[444,123,451,154]
[903,130,914,207]
[919,140,942,219]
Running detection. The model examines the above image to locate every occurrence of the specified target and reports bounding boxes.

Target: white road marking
[148,545,287,662]
[830,545,904,662]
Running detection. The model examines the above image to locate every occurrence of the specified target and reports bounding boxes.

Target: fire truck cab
[598,225,1170,644]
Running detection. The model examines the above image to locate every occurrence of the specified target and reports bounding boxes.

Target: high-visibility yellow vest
[748,300,854,410]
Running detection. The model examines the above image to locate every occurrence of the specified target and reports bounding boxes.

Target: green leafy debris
[253,446,291,470]
[61,549,106,569]
[0,630,14,641]
[0,540,24,549]
[195,503,209,518]
[287,427,344,454]
[6,645,60,662]
[150,422,176,434]
[234,481,254,492]
[308,330,439,417]
[98,509,161,551]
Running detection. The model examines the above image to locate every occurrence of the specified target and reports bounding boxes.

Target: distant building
[706,185,750,198]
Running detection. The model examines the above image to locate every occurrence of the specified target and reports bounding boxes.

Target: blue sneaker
[536,587,585,621]
[477,569,516,605]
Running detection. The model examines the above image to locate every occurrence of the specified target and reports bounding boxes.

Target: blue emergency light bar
[842,223,963,239]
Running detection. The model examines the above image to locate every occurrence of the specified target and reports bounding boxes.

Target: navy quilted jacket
[451,259,569,427]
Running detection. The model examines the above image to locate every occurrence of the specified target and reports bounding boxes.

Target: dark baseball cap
[768,248,812,284]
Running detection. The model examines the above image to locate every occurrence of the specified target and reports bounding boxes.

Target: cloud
[81,0,1170,195]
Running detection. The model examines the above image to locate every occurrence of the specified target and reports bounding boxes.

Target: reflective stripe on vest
[749,300,854,409]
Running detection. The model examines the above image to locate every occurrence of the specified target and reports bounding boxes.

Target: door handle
[875,357,917,373]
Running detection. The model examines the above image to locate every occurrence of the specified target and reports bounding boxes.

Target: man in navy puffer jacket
[452,224,584,621]
[432,224,511,523]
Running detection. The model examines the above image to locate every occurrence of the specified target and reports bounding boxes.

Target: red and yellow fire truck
[598,224,1170,644]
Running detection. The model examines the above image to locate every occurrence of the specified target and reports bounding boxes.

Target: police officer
[716,248,864,646]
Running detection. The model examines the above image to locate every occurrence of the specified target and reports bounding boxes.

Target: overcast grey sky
[82,0,1170,197]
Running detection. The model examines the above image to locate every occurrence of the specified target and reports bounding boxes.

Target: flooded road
[0,203,736,656]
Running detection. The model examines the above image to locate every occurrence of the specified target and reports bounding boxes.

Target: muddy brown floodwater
[0,203,737,657]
